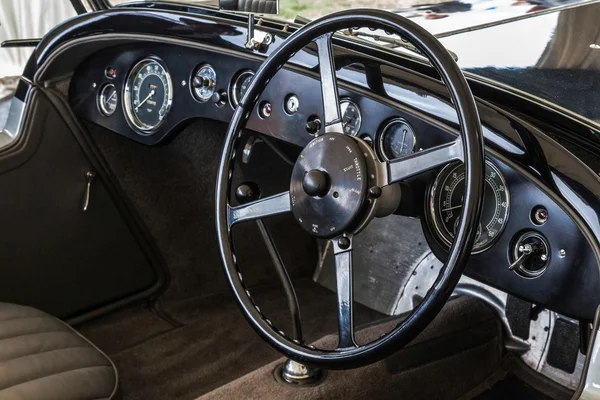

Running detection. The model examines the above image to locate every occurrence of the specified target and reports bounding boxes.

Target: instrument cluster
[87,49,512,258]
[92,53,515,258]
[93,52,436,160]
[90,51,513,258]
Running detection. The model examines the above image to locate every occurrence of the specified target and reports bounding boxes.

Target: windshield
[113,0,600,124]
[111,0,589,33]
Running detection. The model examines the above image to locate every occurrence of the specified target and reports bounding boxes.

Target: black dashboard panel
[68,38,600,320]
[69,43,455,151]
[424,155,600,318]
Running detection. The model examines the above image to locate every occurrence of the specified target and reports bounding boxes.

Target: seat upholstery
[0,302,118,400]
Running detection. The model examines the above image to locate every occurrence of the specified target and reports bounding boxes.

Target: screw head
[338,236,351,250]
[559,249,566,258]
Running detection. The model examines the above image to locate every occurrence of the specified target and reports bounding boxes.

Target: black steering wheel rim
[216,9,485,369]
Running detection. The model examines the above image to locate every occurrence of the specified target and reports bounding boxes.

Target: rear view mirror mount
[219,0,279,50]
[218,0,279,15]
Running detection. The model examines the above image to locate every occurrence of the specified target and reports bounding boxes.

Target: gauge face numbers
[98,83,118,116]
[191,64,217,102]
[124,58,173,133]
[379,119,416,160]
[231,70,255,107]
[340,99,362,136]
[430,160,510,253]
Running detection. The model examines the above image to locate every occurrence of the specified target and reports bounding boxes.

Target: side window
[0,0,76,139]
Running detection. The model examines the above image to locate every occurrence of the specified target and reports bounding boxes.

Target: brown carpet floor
[199,296,505,400]
[78,279,384,400]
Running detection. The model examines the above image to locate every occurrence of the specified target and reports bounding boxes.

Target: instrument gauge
[429,160,510,253]
[98,83,118,116]
[378,118,416,161]
[191,64,217,102]
[230,70,255,108]
[124,58,173,134]
[340,99,361,136]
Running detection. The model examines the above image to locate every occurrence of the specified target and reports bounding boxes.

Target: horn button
[290,133,369,238]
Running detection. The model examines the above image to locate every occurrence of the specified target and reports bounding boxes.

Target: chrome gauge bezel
[428,159,510,254]
[229,69,255,108]
[339,98,362,136]
[377,117,416,161]
[97,83,117,116]
[123,57,173,135]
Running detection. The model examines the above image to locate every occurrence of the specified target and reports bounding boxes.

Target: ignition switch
[509,231,550,278]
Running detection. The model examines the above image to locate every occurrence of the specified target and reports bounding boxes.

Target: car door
[0,79,167,322]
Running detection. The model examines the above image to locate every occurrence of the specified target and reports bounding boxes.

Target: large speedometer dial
[429,160,510,253]
[124,58,173,134]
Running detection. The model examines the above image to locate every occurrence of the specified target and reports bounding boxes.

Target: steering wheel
[216,9,485,369]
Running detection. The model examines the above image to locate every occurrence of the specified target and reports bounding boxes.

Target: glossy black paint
[69,42,456,147]
[423,155,600,319]
[56,4,600,322]
[21,0,600,353]
[438,1,600,124]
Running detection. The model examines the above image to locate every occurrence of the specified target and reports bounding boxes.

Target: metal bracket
[245,14,274,51]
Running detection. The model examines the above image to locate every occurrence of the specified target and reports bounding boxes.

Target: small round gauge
[191,64,217,102]
[378,118,416,160]
[98,83,118,116]
[230,70,255,108]
[340,99,362,136]
[124,58,173,134]
[429,160,510,253]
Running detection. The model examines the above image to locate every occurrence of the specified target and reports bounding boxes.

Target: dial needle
[442,204,463,212]
[106,91,116,103]
[135,89,155,111]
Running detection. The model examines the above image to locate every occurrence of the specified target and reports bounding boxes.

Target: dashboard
[68,35,600,321]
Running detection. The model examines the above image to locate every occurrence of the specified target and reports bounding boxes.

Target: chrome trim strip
[0,97,25,149]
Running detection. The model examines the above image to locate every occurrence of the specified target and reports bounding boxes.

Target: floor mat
[199,296,504,400]
[474,374,552,399]
[83,280,383,400]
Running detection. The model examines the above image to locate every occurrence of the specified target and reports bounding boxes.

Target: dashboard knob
[235,182,261,204]
[193,76,213,88]
[302,169,330,197]
[509,231,550,277]
[212,90,227,106]
[305,118,322,135]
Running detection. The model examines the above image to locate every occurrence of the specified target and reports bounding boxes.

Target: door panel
[0,87,164,319]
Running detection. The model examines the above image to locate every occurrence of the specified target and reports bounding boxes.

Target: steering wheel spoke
[384,137,463,185]
[332,235,357,349]
[315,33,344,134]
[228,191,291,228]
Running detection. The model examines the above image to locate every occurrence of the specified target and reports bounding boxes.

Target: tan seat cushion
[0,302,118,400]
